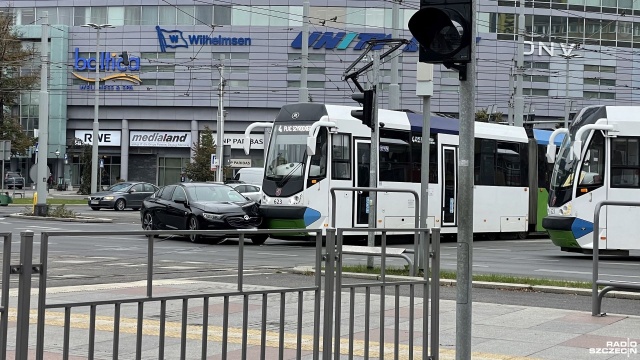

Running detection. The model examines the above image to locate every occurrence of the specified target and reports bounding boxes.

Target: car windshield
[107,183,132,192]
[187,186,247,202]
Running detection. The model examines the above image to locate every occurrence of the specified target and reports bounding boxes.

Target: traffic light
[408,0,472,65]
[351,89,374,129]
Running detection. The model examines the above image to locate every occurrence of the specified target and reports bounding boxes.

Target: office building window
[176,6,194,25]
[287,81,325,88]
[158,157,189,187]
[141,6,158,25]
[90,7,108,25]
[214,6,232,25]
[107,7,125,26]
[524,88,549,96]
[159,6,176,25]
[124,6,141,25]
[584,91,615,99]
[228,80,249,87]
[194,6,213,25]
[584,78,616,86]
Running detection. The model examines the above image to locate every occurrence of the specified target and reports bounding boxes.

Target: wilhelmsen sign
[130,131,191,147]
[156,26,252,52]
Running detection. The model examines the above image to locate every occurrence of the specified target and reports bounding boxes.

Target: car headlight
[203,213,224,221]
[103,196,114,200]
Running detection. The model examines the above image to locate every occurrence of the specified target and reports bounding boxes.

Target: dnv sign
[291,31,418,52]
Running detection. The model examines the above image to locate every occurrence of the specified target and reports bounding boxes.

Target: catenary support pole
[420,95,431,272]
[389,0,400,110]
[216,55,225,182]
[300,0,310,103]
[514,0,525,127]
[91,27,101,194]
[564,57,570,129]
[367,49,381,268]
[35,12,49,216]
[456,8,477,360]
[508,64,514,125]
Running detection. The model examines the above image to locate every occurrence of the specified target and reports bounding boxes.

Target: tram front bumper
[259,205,323,237]
[542,216,594,249]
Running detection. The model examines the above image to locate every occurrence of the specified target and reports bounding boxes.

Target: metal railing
[2,226,441,359]
[326,227,440,360]
[10,229,324,360]
[329,186,423,274]
[592,201,640,316]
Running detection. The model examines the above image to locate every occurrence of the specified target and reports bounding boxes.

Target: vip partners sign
[130,131,191,147]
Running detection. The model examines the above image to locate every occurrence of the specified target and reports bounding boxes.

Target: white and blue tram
[247,103,558,240]
[544,105,640,255]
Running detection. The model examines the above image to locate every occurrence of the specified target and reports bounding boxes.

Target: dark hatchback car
[88,182,158,211]
[5,172,24,189]
[140,183,265,244]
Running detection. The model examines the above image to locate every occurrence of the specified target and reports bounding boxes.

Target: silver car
[226,183,262,203]
[88,182,158,211]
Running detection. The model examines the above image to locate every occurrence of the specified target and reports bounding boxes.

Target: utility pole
[456,11,477,360]
[216,55,225,182]
[299,0,310,103]
[389,0,401,110]
[367,50,381,269]
[514,0,525,127]
[508,65,514,125]
[83,23,113,193]
[34,12,49,216]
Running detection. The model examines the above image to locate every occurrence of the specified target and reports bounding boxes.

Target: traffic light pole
[35,12,49,216]
[514,0,525,127]
[367,50,381,269]
[457,25,476,360]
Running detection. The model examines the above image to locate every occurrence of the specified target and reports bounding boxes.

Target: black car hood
[193,201,259,215]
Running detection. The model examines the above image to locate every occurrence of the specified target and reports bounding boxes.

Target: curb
[5,204,87,207]
[8,213,113,223]
[289,266,640,300]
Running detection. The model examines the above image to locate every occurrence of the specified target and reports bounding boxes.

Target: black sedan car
[140,183,265,244]
[88,182,158,211]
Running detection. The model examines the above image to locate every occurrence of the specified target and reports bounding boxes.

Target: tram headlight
[262,194,270,204]
[289,194,302,205]
[559,204,572,215]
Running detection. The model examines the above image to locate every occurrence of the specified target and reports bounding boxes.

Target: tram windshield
[265,124,327,181]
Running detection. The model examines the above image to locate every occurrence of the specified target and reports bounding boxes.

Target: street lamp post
[559,50,582,129]
[82,23,114,194]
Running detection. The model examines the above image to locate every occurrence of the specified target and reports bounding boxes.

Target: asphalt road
[0,205,639,286]
[0,205,638,316]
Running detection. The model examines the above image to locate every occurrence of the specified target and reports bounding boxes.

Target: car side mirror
[174,198,186,204]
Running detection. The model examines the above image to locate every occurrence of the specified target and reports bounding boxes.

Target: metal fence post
[592,202,602,316]
[16,231,35,360]
[323,229,336,360]
[430,228,441,360]
[36,232,50,360]
[0,233,12,360]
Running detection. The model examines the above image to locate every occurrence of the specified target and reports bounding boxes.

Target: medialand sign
[130,131,191,147]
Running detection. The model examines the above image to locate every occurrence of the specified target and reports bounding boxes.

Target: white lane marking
[502,240,550,243]
[55,260,97,264]
[186,272,275,280]
[475,248,512,252]
[605,262,640,267]
[510,257,560,262]
[535,269,640,279]
[256,252,298,257]
[158,266,199,270]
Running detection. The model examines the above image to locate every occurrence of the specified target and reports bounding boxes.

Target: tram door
[354,140,371,227]
[441,146,458,226]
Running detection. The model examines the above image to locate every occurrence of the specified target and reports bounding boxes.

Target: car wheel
[91,207,100,211]
[188,216,201,243]
[114,199,126,211]
[516,231,528,240]
[250,234,268,245]
[142,212,156,230]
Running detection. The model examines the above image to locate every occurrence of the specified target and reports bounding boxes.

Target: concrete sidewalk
[3,277,639,359]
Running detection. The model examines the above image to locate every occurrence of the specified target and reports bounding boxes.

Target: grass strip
[340,264,593,289]
[10,198,88,205]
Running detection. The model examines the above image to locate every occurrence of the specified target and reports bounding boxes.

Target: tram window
[474,139,528,187]
[576,131,605,196]
[379,129,411,182]
[411,134,438,183]
[331,134,351,180]
[308,128,327,179]
[611,137,640,188]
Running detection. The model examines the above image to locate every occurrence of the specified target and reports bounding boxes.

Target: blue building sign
[72,48,142,91]
[291,31,418,52]
[156,26,252,52]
